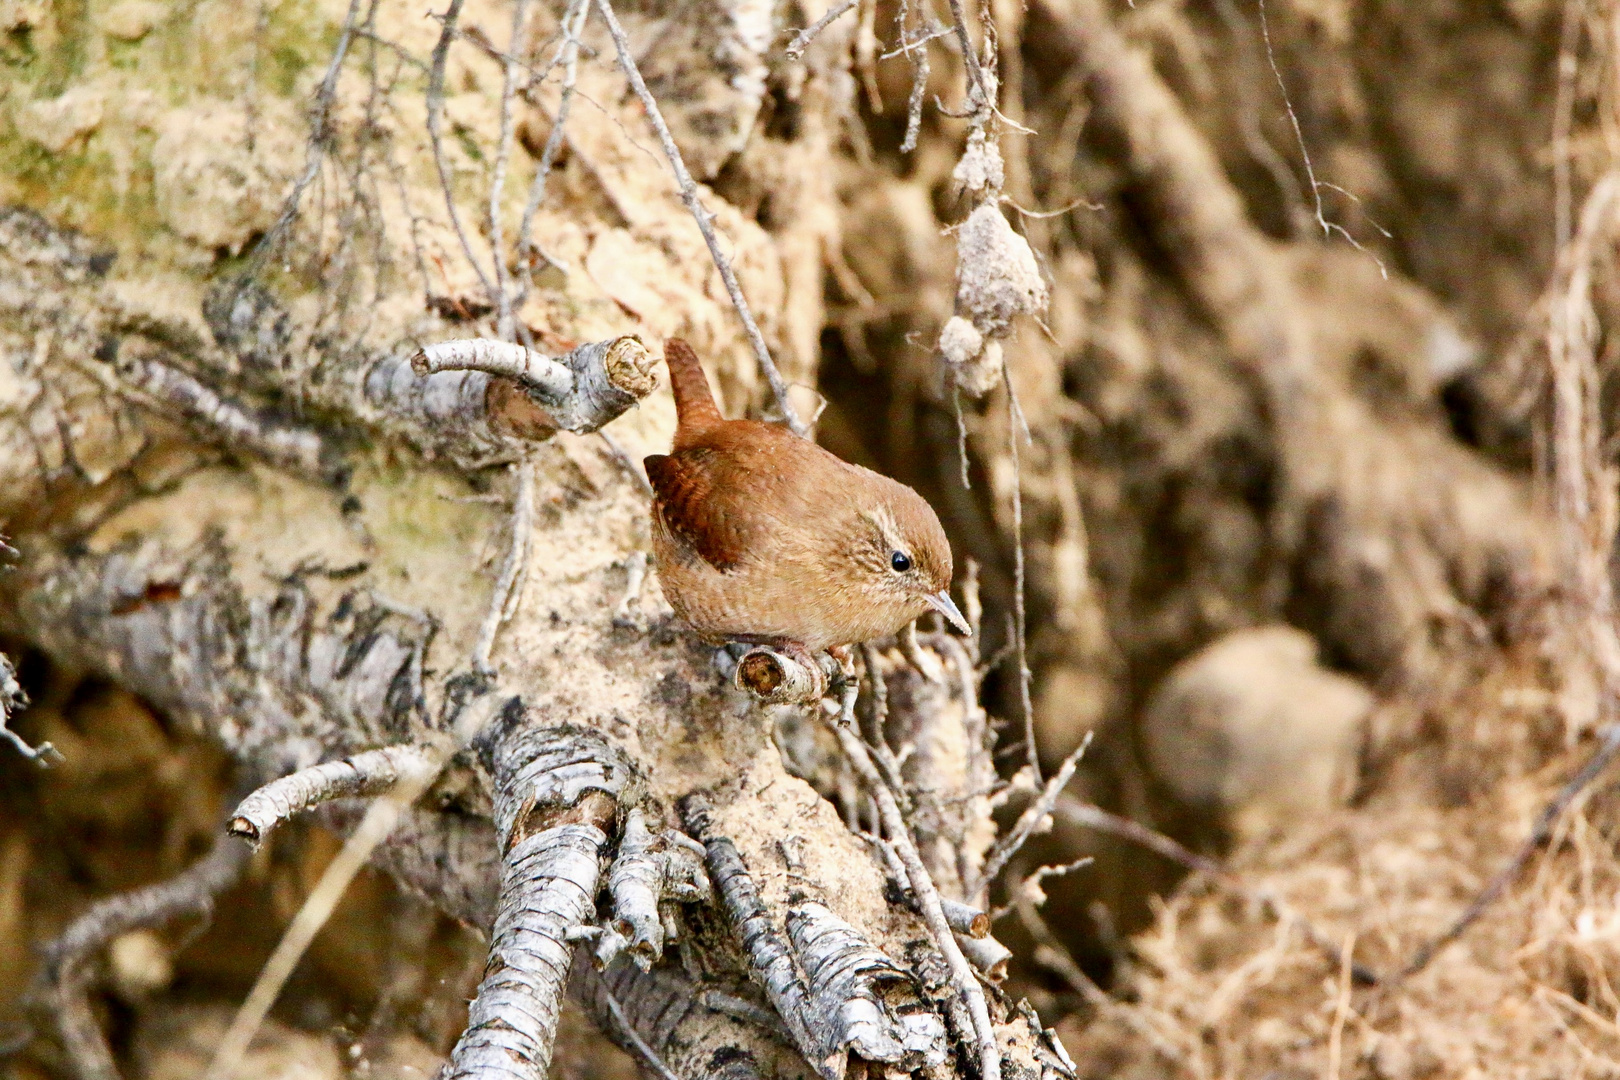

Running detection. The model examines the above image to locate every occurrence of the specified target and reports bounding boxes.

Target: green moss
[0,0,347,268]
[1,26,38,70]
[37,0,89,97]
[105,36,142,70]
[261,0,329,97]
[452,123,484,164]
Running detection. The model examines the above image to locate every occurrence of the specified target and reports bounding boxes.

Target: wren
[644,339,969,655]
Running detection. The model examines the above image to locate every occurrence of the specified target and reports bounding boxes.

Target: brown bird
[644,339,968,655]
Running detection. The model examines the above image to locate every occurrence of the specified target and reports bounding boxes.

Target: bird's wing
[644,447,758,572]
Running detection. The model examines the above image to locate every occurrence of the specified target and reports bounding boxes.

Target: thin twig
[598,430,655,498]
[246,0,364,271]
[592,0,808,436]
[426,0,496,302]
[1003,195,1102,219]
[227,745,443,846]
[1005,369,1037,780]
[474,457,537,674]
[1053,794,1376,984]
[1254,0,1386,277]
[953,387,971,490]
[971,732,1090,902]
[786,0,858,59]
[834,721,1001,1080]
[1326,932,1356,1080]
[516,0,590,302]
[489,0,533,340]
[40,838,250,1080]
[1391,723,1620,985]
[899,0,932,153]
[991,857,1094,920]
[857,644,908,795]
[944,0,991,113]
[601,984,684,1080]
[1009,872,1192,1064]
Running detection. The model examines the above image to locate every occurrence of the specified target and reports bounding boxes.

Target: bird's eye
[890,551,912,573]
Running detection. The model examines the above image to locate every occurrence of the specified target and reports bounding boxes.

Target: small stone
[1141,625,1373,845]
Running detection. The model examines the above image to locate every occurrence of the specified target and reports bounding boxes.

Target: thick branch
[445,723,631,1080]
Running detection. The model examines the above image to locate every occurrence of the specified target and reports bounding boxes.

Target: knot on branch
[734,646,833,705]
[409,335,655,437]
[486,723,632,851]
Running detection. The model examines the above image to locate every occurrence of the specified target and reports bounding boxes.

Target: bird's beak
[925,590,972,636]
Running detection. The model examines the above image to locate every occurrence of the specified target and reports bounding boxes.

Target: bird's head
[829,476,969,640]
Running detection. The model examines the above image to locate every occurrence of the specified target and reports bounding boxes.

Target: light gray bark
[0,5,1070,1079]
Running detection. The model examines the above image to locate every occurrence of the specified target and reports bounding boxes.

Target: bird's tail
[665,338,724,444]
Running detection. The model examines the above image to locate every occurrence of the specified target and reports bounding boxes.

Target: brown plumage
[644,339,968,653]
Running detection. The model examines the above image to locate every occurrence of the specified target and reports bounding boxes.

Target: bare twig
[410,335,656,435]
[1326,932,1356,1080]
[598,430,656,498]
[992,857,1094,920]
[516,0,590,300]
[612,550,649,626]
[1054,797,1223,877]
[833,721,1002,1080]
[786,0,858,59]
[944,0,991,114]
[953,387,972,489]
[1053,795,1375,984]
[489,0,534,340]
[600,984,684,1080]
[1004,371,1037,780]
[116,355,329,479]
[209,749,449,1079]
[899,2,932,154]
[410,338,572,388]
[971,732,1091,902]
[1254,0,1385,275]
[1392,723,1620,985]
[246,0,364,270]
[1010,880,1191,1064]
[474,457,537,675]
[227,744,444,846]
[592,0,808,437]
[426,0,496,302]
